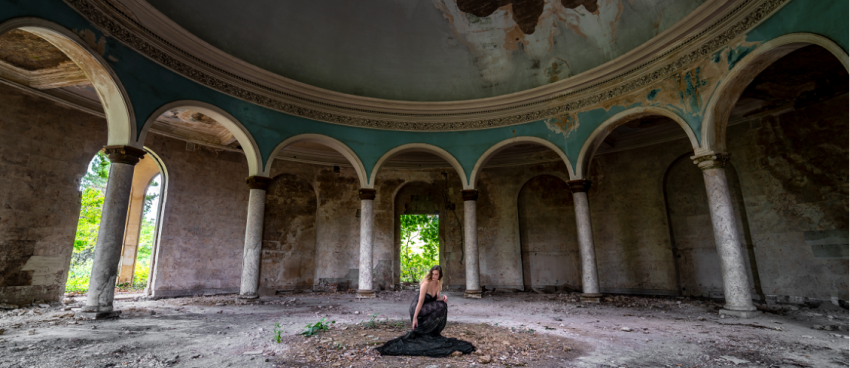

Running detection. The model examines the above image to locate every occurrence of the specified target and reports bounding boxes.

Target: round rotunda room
[0,0,847,367]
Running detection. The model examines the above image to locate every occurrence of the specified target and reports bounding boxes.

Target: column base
[75,309,122,320]
[719,308,762,318]
[237,293,259,299]
[356,290,376,298]
[464,290,482,299]
[580,293,602,303]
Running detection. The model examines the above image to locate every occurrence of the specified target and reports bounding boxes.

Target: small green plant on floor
[364,312,380,328]
[273,322,283,343]
[299,318,334,337]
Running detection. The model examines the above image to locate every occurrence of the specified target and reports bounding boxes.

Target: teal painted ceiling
[145,0,706,102]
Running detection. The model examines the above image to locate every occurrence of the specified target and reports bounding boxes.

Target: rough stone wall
[725,94,849,301]
[145,134,249,298]
[265,161,361,291]
[259,174,317,293]
[587,138,691,295]
[517,175,580,291]
[0,84,106,305]
[477,161,571,290]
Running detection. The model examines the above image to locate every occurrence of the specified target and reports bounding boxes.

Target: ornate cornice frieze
[63,0,788,131]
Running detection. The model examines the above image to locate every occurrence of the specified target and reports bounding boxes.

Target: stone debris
[719,355,750,364]
[621,327,633,332]
[478,354,492,363]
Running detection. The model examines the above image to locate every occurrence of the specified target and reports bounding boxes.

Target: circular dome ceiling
[145,0,707,102]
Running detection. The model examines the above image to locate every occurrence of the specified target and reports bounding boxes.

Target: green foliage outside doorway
[66,152,160,293]
[399,214,439,284]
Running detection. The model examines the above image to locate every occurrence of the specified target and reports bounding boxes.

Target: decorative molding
[568,179,592,193]
[692,153,731,170]
[358,189,376,201]
[461,190,479,202]
[245,176,272,191]
[103,145,146,165]
[62,0,788,131]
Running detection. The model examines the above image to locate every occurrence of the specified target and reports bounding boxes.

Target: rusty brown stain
[561,0,599,13]
[0,29,72,70]
[457,0,545,35]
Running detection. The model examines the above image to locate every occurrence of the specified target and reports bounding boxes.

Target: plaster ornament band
[245,176,272,190]
[103,145,146,166]
[567,179,592,193]
[461,189,479,202]
[358,188,377,200]
[63,0,790,131]
[692,153,731,170]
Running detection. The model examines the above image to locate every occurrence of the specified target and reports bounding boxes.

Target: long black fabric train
[375,293,476,357]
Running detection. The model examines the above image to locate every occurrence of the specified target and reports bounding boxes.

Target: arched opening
[266,134,367,187]
[517,175,580,293]
[576,111,698,296]
[394,182,445,289]
[473,140,573,290]
[66,148,167,295]
[707,43,849,303]
[258,173,318,294]
[663,154,760,299]
[0,19,135,146]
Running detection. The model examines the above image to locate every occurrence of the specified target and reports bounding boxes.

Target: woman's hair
[420,265,443,290]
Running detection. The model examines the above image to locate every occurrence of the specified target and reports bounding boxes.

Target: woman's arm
[412,282,427,329]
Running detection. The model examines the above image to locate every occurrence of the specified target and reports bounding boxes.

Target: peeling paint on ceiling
[145,0,706,102]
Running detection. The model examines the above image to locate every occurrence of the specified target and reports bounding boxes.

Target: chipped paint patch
[544,113,579,137]
[646,88,660,101]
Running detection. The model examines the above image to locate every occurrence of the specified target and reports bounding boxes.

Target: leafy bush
[400,215,439,283]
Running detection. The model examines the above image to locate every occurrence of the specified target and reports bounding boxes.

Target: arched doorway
[517,175,580,292]
[394,182,447,288]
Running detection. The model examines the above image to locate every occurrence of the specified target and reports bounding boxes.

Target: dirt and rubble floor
[0,291,847,368]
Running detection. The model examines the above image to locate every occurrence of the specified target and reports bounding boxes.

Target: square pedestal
[75,309,121,320]
[464,290,482,299]
[720,309,762,318]
[580,293,602,303]
[356,290,376,298]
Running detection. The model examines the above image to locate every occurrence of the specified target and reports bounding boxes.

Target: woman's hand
[443,295,448,302]
[412,319,418,329]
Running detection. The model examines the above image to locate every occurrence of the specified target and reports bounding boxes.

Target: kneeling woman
[375,265,475,357]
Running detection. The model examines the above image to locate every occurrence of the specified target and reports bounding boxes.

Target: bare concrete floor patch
[0,291,847,367]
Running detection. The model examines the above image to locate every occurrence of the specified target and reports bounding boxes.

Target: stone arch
[266,134,367,188]
[470,136,576,188]
[392,181,450,288]
[370,143,468,189]
[700,33,849,154]
[575,106,699,179]
[0,18,136,146]
[515,174,580,292]
[137,100,263,176]
[140,148,169,297]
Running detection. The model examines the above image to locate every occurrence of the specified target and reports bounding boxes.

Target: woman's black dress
[375,293,476,357]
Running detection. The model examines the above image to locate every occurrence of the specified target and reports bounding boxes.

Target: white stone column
[462,190,481,299]
[693,153,760,318]
[238,176,271,299]
[80,146,146,319]
[357,189,376,298]
[568,180,602,303]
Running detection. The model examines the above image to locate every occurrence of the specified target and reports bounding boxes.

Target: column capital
[691,153,731,170]
[567,179,592,193]
[245,176,272,190]
[103,146,146,166]
[358,188,376,200]
[461,189,479,201]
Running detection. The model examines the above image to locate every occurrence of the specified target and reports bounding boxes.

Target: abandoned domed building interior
[0,0,847,367]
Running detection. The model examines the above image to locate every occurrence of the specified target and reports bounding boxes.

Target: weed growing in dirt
[273,322,283,343]
[364,313,380,328]
[300,318,335,337]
